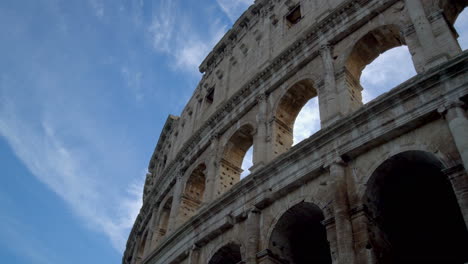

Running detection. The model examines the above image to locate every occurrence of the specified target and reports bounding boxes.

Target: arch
[364,150,468,263]
[208,242,243,264]
[152,196,173,248]
[435,0,468,25]
[268,201,332,264]
[272,79,320,156]
[177,163,206,225]
[135,230,149,263]
[217,124,255,197]
[344,24,415,104]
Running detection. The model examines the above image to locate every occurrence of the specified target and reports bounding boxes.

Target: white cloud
[360,46,416,103]
[293,97,320,145]
[454,8,468,50]
[241,146,253,179]
[0,93,144,252]
[89,0,105,19]
[148,0,228,73]
[216,0,253,22]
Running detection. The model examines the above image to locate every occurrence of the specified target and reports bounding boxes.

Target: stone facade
[124,0,468,263]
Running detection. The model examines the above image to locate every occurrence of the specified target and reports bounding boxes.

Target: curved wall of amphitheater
[124,0,468,263]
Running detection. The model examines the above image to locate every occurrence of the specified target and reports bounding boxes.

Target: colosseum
[124,0,468,263]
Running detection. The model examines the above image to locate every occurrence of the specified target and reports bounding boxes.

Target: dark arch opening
[346,25,416,103]
[273,79,320,156]
[178,163,206,224]
[365,151,468,263]
[218,125,254,196]
[208,243,242,264]
[269,202,332,264]
[153,196,172,248]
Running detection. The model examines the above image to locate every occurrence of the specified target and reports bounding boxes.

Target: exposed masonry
[125,0,468,263]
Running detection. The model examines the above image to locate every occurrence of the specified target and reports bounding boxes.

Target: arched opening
[218,124,254,196]
[241,146,253,179]
[346,25,416,104]
[135,231,148,263]
[269,202,332,264]
[154,197,172,247]
[208,242,242,264]
[454,7,468,50]
[365,151,468,263]
[177,163,206,224]
[273,79,320,156]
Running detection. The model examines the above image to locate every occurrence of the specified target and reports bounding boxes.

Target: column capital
[319,42,333,54]
[438,100,466,120]
[324,157,347,170]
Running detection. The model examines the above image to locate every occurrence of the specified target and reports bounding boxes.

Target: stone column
[246,207,261,264]
[319,43,342,126]
[441,101,468,171]
[204,134,219,204]
[148,206,161,251]
[188,245,200,264]
[350,206,377,264]
[328,159,355,264]
[444,165,468,230]
[168,174,184,233]
[252,94,268,172]
[404,0,448,69]
[322,217,338,263]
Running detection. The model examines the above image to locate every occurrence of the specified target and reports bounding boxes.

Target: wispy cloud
[360,46,416,103]
[216,0,253,22]
[148,0,228,73]
[89,0,105,19]
[0,87,144,252]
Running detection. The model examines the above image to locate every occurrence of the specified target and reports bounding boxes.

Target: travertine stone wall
[124,0,468,263]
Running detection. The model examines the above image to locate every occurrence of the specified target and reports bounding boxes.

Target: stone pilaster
[246,207,261,264]
[320,43,343,126]
[328,159,355,264]
[187,245,200,264]
[350,206,378,264]
[444,165,468,231]
[404,0,448,69]
[204,134,220,204]
[148,206,160,251]
[252,94,268,172]
[440,101,468,172]
[168,174,184,233]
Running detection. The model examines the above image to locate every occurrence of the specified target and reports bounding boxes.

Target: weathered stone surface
[124,0,468,263]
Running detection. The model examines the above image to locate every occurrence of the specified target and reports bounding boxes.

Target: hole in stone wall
[240,146,253,179]
[365,151,468,263]
[360,46,416,103]
[269,202,332,264]
[346,25,416,104]
[218,125,254,196]
[293,97,320,145]
[286,5,302,27]
[274,79,320,155]
[208,243,242,264]
[454,8,468,50]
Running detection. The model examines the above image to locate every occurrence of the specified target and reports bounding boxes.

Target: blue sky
[0,1,466,263]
